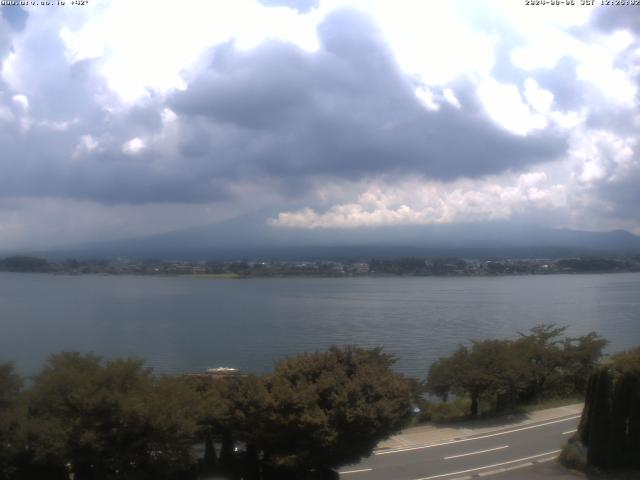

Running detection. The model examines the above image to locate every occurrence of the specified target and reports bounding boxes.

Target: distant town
[1,254,640,277]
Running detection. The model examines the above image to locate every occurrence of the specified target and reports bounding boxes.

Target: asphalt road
[338,414,581,480]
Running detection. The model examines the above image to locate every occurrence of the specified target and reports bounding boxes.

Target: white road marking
[338,468,373,475]
[413,449,561,480]
[562,429,577,435]
[376,415,580,456]
[444,445,508,460]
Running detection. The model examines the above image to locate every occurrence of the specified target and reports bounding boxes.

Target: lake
[1,272,639,378]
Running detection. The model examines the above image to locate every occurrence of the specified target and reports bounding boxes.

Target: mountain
[31,210,640,260]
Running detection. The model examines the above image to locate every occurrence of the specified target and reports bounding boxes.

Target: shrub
[559,441,587,471]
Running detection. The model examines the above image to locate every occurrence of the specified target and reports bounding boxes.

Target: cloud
[0,12,13,61]
[1,1,640,248]
[270,172,568,229]
[0,196,248,249]
[171,8,567,183]
[122,137,145,155]
[0,5,28,32]
[59,0,322,103]
[258,0,319,14]
[591,5,640,34]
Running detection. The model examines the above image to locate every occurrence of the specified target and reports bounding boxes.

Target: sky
[1,0,640,249]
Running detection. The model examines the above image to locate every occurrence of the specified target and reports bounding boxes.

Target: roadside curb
[375,404,583,454]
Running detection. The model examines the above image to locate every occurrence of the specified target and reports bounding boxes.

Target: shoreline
[2,270,639,279]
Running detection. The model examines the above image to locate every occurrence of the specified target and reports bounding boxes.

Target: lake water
[1,272,639,379]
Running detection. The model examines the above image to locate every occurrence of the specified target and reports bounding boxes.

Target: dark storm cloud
[0,14,239,205]
[0,7,568,207]
[171,8,567,184]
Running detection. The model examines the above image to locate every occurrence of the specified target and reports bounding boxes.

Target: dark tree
[1,256,49,273]
[261,346,412,474]
[586,368,612,467]
[426,341,529,417]
[0,363,24,480]
[26,353,199,480]
[578,346,640,470]
[516,324,567,401]
[561,332,608,395]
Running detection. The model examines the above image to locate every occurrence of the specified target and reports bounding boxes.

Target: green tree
[0,363,24,480]
[561,332,608,395]
[260,346,412,475]
[0,256,49,273]
[516,324,567,401]
[27,352,199,480]
[191,373,267,478]
[611,347,640,374]
[425,352,461,403]
[426,341,529,417]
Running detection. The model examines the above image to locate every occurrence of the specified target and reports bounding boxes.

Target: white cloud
[59,0,321,103]
[370,0,496,86]
[122,137,145,155]
[570,129,636,185]
[524,79,553,114]
[443,88,461,109]
[161,107,177,124]
[271,172,567,229]
[414,86,439,111]
[477,79,547,135]
[73,134,100,158]
[11,94,28,110]
[510,22,637,105]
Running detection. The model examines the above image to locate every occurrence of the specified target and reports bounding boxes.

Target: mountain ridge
[14,210,640,260]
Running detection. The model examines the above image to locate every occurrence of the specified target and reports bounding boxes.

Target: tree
[578,346,640,470]
[191,373,267,478]
[260,346,412,475]
[425,352,461,403]
[426,325,606,418]
[0,363,24,480]
[0,256,49,273]
[610,347,640,469]
[26,352,199,480]
[561,332,608,395]
[585,368,612,467]
[516,324,567,401]
[426,341,529,417]
[611,347,640,374]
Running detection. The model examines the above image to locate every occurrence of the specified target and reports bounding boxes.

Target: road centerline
[413,449,561,480]
[338,468,373,475]
[443,445,508,460]
[375,415,580,456]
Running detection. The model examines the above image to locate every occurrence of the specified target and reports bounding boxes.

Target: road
[338,414,580,480]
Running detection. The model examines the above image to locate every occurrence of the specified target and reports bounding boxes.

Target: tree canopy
[260,346,412,471]
[426,325,607,417]
[578,346,640,469]
[25,353,199,480]
[0,363,24,480]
